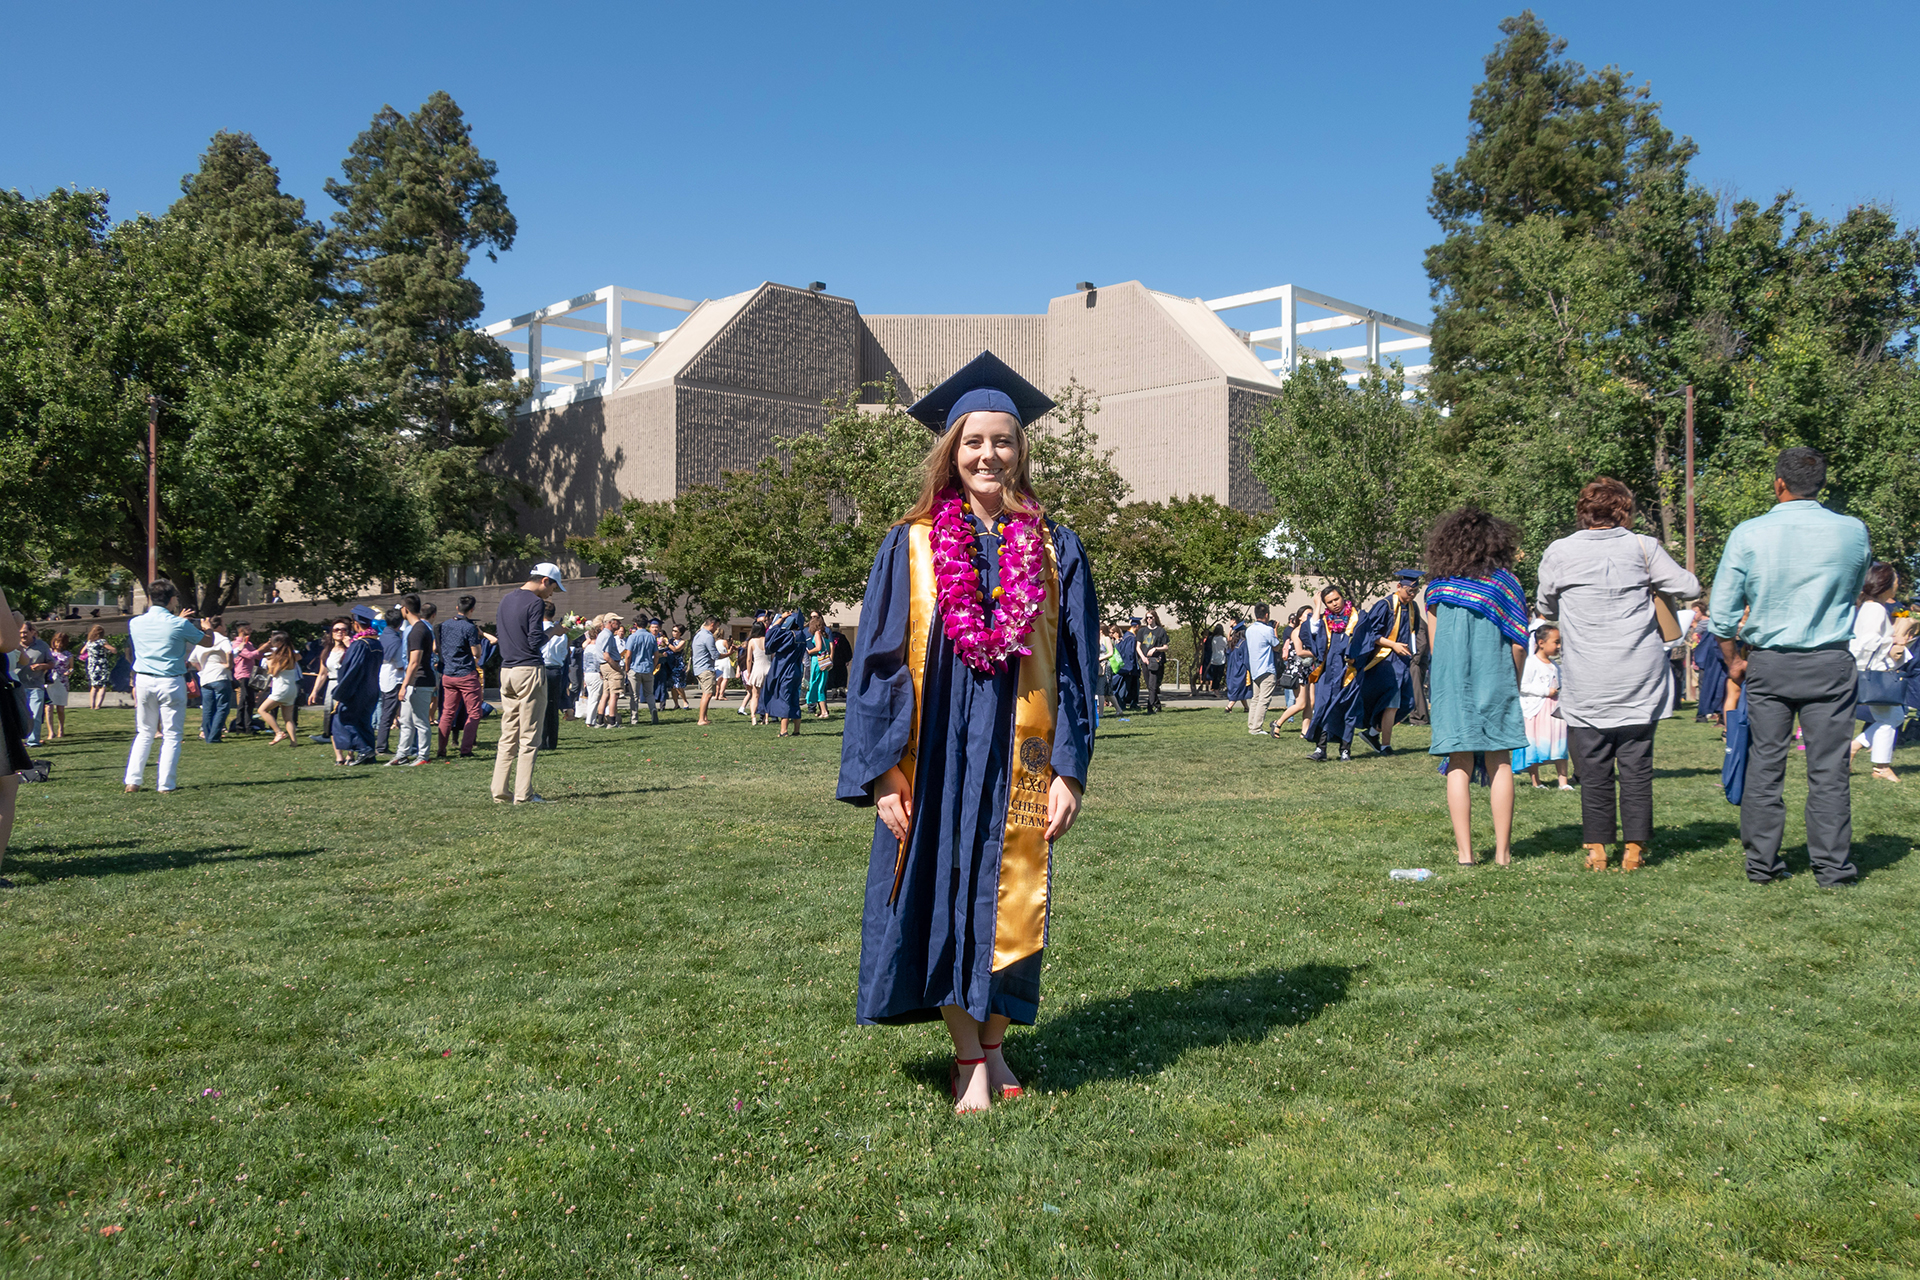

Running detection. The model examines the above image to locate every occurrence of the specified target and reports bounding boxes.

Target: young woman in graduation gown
[1305,585,1362,760]
[838,352,1100,1115]
[762,609,808,736]
[329,622,382,764]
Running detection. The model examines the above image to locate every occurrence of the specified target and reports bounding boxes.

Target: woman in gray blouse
[1535,478,1700,872]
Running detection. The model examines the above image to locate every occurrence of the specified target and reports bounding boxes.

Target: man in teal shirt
[122,579,206,793]
[1711,447,1870,887]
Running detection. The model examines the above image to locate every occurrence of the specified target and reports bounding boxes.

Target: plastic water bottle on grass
[1388,868,1434,882]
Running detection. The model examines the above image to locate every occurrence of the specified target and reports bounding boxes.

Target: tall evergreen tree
[172,131,321,269]
[325,91,532,576]
[0,153,429,615]
[1425,10,1695,445]
[1426,13,1920,583]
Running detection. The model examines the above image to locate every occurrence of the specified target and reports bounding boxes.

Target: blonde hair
[895,411,1044,526]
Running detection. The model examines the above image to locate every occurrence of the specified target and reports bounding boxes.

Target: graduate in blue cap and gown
[1351,570,1423,754]
[762,608,809,736]
[1223,621,1251,711]
[1304,584,1362,760]
[329,619,382,764]
[839,351,1100,1115]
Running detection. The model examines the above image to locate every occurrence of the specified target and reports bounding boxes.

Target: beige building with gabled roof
[488,279,1428,575]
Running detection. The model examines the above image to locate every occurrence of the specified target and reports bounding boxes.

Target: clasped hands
[873,764,1082,843]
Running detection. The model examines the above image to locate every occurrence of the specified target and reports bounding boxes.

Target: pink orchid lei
[931,488,1048,673]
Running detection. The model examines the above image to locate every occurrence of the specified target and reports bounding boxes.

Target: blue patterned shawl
[1425,569,1530,647]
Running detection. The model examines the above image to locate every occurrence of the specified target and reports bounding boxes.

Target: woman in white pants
[1851,562,1907,783]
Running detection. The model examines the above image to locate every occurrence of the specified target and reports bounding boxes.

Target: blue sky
[6,1,1915,330]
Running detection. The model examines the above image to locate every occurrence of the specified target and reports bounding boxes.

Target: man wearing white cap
[492,562,566,803]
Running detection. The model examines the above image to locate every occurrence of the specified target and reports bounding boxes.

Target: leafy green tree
[1427,13,1920,584]
[571,459,843,622]
[1030,380,1137,618]
[1249,359,1453,602]
[325,91,532,574]
[1426,10,1696,448]
[0,166,428,615]
[1125,495,1291,687]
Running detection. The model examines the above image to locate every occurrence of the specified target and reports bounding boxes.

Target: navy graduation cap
[906,350,1055,432]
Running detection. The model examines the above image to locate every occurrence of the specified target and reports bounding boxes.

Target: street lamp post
[146,394,160,587]
[1683,384,1695,575]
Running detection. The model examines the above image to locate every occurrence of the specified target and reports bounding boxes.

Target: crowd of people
[1180,450,1909,885]
[0,437,1906,905]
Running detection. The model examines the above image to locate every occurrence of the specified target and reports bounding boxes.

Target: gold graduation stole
[889,518,1060,972]
[1362,596,1407,673]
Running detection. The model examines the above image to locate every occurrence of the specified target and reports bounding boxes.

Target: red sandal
[980,1042,1023,1099]
[949,1056,985,1103]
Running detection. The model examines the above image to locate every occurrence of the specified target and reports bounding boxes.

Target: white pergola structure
[481,286,700,412]
[1203,284,1431,386]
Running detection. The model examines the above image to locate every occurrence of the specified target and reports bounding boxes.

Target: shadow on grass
[1850,833,1909,879]
[179,771,378,790]
[903,964,1357,1093]
[554,785,678,801]
[8,843,325,883]
[1509,817,1742,865]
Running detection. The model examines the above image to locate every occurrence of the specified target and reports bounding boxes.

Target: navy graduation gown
[840,517,1099,1026]
[330,637,381,754]
[762,613,808,719]
[1305,621,1361,743]
[1351,598,1415,730]
[1693,635,1728,720]
[1224,636,1251,701]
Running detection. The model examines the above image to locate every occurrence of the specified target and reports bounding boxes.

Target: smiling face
[953,411,1023,514]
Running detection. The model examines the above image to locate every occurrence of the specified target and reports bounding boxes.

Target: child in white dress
[1513,625,1571,789]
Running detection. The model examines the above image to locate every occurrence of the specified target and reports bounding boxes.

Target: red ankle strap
[954,1055,985,1065]
[979,1042,1002,1051]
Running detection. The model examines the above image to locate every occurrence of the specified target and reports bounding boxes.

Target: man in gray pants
[1711,448,1870,887]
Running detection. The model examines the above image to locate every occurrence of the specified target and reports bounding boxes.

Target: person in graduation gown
[1304,585,1363,760]
[1222,622,1251,713]
[330,623,382,765]
[1692,610,1729,724]
[1351,569,1422,755]
[839,351,1099,1115]
[762,609,809,736]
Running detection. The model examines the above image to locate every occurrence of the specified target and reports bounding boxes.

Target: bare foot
[1494,852,1512,867]
[1872,767,1900,783]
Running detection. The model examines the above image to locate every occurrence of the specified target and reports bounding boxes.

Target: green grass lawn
[1,698,1915,1278]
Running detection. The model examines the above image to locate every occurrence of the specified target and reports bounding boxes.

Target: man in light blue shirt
[1244,603,1279,735]
[623,616,659,725]
[691,617,722,725]
[123,579,205,793]
[1710,447,1870,887]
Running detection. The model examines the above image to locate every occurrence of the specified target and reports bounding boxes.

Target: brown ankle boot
[1622,842,1647,871]
[1584,843,1609,871]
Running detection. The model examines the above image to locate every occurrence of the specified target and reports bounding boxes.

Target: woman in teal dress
[804,614,832,719]
[1423,508,1529,867]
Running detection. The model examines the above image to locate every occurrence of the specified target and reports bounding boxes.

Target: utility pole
[1683,384,1696,575]
[146,395,160,586]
